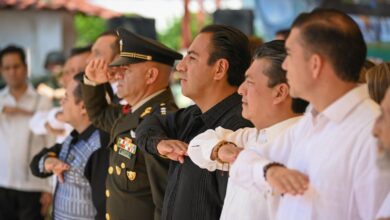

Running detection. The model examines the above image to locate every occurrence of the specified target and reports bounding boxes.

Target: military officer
[81,28,182,220]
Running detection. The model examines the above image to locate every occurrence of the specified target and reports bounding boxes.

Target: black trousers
[0,187,44,220]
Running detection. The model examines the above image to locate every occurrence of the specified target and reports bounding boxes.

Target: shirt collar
[1,83,36,98]
[200,92,242,127]
[131,89,166,113]
[307,85,369,123]
[263,116,302,141]
[69,124,96,142]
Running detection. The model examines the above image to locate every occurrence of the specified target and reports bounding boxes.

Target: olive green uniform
[81,83,177,220]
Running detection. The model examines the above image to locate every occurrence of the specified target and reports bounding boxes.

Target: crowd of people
[0,8,389,220]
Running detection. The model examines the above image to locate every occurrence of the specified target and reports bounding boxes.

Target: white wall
[0,10,75,76]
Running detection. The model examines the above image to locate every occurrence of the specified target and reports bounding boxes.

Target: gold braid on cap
[120,52,152,61]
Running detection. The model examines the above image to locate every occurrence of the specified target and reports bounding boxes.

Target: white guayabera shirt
[190,85,390,220]
[188,116,301,220]
[377,192,390,219]
[0,84,53,192]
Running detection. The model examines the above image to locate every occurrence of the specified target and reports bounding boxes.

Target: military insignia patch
[119,148,132,159]
[140,107,152,118]
[126,171,136,181]
[116,137,137,159]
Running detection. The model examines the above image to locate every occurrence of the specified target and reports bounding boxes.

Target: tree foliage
[158,13,211,50]
[74,14,107,47]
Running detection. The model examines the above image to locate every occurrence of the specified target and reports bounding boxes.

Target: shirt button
[105,213,110,220]
[105,189,110,198]
[108,166,113,175]
[114,144,118,152]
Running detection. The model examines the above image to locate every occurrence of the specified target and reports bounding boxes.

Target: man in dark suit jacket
[81,28,182,220]
[136,25,253,220]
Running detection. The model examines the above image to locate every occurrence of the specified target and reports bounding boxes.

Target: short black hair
[70,45,92,57]
[275,29,290,39]
[254,40,287,87]
[291,8,366,83]
[72,73,83,103]
[254,40,308,114]
[0,45,26,66]
[200,24,251,87]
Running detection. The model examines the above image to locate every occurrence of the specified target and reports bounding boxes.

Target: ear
[145,67,159,85]
[272,83,290,105]
[310,53,323,79]
[213,58,229,81]
[80,102,88,115]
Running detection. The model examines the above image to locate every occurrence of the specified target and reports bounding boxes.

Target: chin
[241,111,250,120]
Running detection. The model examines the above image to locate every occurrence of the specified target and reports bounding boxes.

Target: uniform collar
[131,89,166,113]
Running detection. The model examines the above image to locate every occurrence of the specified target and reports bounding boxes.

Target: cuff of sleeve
[38,155,47,173]
[47,108,65,129]
[230,149,271,189]
[39,153,56,174]
[83,75,98,86]
[188,136,222,171]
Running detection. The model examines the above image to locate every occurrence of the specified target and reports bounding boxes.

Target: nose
[114,67,125,80]
[175,56,187,72]
[238,81,246,96]
[282,57,288,71]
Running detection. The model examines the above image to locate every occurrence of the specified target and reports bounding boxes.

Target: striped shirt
[53,126,101,220]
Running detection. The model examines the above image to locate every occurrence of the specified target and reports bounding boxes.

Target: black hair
[200,24,251,87]
[72,72,84,103]
[254,40,308,113]
[0,45,26,66]
[275,29,290,39]
[70,45,92,57]
[291,8,366,82]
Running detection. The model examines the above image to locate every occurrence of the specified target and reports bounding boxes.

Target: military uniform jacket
[81,82,177,220]
[136,93,253,220]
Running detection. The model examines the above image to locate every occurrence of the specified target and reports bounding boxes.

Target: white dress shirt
[188,117,301,220]
[0,85,53,192]
[190,85,390,220]
[377,192,390,219]
[29,107,73,143]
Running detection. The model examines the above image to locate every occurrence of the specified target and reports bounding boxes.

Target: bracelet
[263,162,285,181]
[212,140,237,163]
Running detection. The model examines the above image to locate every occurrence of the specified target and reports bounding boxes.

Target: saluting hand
[266,166,309,196]
[44,157,70,183]
[157,140,188,164]
[85,58,110,84]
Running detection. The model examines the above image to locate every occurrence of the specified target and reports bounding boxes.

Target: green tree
[158,13,211,50]
[74,14,107,47]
